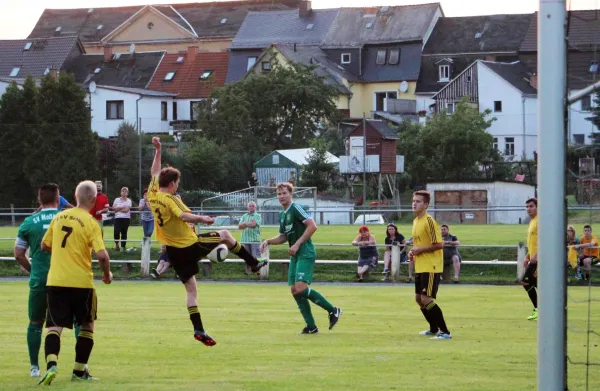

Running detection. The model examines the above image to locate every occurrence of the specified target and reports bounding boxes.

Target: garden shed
[254,148,339,186]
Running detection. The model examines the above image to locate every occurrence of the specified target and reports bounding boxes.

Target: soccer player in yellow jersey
[37,181,112,385]
[148,137,267,346]
[521,198,538,321]
[409,190,452,340]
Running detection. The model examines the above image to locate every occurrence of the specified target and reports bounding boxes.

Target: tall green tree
[195,61,341,153]
[398,98,495,186]
[23,73,98,199]
[181,136,228,191]
[113,122,140,196]
[301,138,335,191]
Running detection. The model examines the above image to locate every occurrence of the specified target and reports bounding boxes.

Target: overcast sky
[0,0,597,39]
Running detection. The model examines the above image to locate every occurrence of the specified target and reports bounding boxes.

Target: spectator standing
[352,226,377,282]
[382,224,406,281]
[238,201,262,275]
[89,181,109,232]
[441,224,461,283]
[138,188,154,238]
[248,172,258,188]
[288,171,296,185]
[112,187,132,252]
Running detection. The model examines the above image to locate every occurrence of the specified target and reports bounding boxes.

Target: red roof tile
[148,50,230,98]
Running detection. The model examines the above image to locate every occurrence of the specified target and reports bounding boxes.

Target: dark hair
[584,224,592,230]
[386,223,398,238]
[142,188,148,195]
[39,183,59,205]
[526,198,537,206]
[413,190,431,205]
[158,167,181,188]
[441,224,449,229]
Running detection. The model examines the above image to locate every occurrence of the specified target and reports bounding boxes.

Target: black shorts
[521,263,538,286]
[166,232,222,283]
[45,286,97,329]
[415,273,441,298]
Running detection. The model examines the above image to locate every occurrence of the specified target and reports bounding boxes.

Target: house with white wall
[432,60,538,160]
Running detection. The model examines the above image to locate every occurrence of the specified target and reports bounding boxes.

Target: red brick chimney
[103,45,113,62]
[299,0,312,17]
[50,67,58,80]
[530,73,538,90]
[485,55,496,62]
[187,46,198,58]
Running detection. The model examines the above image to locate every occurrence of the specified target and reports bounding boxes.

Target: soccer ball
[207,244,228,263]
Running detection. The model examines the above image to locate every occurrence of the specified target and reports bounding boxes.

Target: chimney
[103,45,113,62]
[187,46,198,58]
[50,67,58,80]
[485,55,496,62]
[293,43,297,52]
[299,0,312,18]
[530,73,538,90]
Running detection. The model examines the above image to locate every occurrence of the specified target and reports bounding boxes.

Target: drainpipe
[522,96,527,159]
[136,95,144,197]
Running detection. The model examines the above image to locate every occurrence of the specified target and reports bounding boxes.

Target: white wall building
[568,90,599,145]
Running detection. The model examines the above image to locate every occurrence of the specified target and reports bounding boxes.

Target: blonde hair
[121,187,129,193]
[276,182,294,193]
[75,180,97,207]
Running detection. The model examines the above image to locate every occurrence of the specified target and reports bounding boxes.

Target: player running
[260,182,342,334]
[521,198,538,321]
[148,137,267,346]
[37,181,112,385]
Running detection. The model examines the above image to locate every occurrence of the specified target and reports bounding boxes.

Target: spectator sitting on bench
[151,245,171,280]
[352,226,377,282]
[382,224,406,281]
[441,224,461,283]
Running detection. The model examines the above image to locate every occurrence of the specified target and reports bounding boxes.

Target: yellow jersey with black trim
[147,176,197,248]
[42,207,105,289]
[411,213,443,273]
[527,216,538,258]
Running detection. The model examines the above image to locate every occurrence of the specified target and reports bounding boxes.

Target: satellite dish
[399,81,409,93]
[129,44,136,54]
[89,81,97,93]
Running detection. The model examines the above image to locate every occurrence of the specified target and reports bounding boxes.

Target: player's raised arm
[151,137,162,177]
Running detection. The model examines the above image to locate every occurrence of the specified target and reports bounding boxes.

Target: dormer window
[388,49,400,65]
[439,65,450,82]
[376,50,387,65]
[10,67,21,77]
[590,61,599,73]
[341,53,351,64]
[176,56,184,63]
[24,42,32,50]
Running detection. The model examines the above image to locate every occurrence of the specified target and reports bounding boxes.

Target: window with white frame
[247,57,257,71]
[505,137,515,156]
[439,65,450,82]
[388,49,400,65]
[446,102,455,114]
[261,61,271,72]
[492,137,498,150]
[341,53,351,64]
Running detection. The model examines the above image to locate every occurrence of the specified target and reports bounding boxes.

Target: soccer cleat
[150,269,159,279]
[251,258,268,274]
[430,333,452,340]
[382,268,390,275]
[453,278,460,284]
[527,308,538,321]
[194,330,217,347]
[71,372,99,382]
[419,330,441,336]
[328,307,342,330]
[300,326,319,334]
[37,366,57,386]
[30,366,40,378]
[406,277,413,283]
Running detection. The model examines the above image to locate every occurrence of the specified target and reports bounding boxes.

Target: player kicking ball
[148,137,267,346]
[260,182,342,334]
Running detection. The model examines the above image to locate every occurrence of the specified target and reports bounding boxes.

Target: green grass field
[0,281,598,390]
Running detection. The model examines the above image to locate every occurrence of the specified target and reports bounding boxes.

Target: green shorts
[288,255,315,285]
[28,278,47,324]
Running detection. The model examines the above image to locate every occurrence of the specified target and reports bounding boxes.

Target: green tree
[23,73,98,198]
[301,138,334,191]
[113,122,141,196]
[181,136,228,191]
[195,62,340,153]
[398,98,495,186]
[0,78,37,205]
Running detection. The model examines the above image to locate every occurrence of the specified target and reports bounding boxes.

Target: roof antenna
[294,43,297,52]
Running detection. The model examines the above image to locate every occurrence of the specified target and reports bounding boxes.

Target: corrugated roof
[231,9,339,49]
[480,61,537,95]
[28,1,302,42]
[322,4,441,48]
[0,36,81,79]
[97,85,178,96]
[64,51,165,89]
[277,148,339,165]
[521,10,600,51]
[423,14,532,54]
[147,51,230,98]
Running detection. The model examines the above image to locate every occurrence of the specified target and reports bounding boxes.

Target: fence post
[140,237,151,278]
[516,241,526,280]
[259,245,270,280]
[10,203,15,227]
[391,245,401,280]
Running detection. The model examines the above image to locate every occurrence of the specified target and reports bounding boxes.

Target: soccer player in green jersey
[14,184,87,378]
[260,182,342,334]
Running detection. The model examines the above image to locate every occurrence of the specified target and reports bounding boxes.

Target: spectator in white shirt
[112,187,132,252]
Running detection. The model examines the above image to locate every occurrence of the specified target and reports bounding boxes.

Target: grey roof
[28,1,302,42]
[361,43,422,82]
[276,45,354,93]
[231,9,339,49]
[322,4,441,48]
[64,51,165,89]
[423,14,533,54]
[367,119,399,139]
[521,10,600,51]
[225,48,265,84]
[481,61,537,94]
[373,111,418,125]
[97,85,177,96]
[0,36,82,79]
